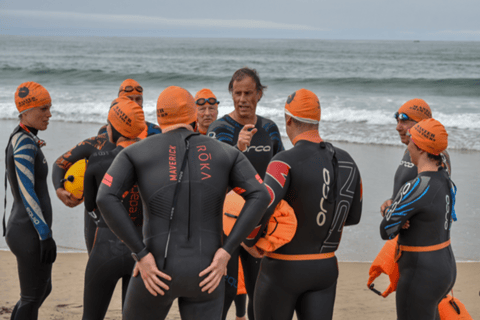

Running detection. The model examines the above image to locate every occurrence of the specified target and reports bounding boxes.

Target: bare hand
[132,263,140,277]
[237,124,258,152]
[380,199,393,217]
[241,242,264,259]
[56,188,83,208]
[199,248,231,294]
[402,220,411,229]
[136,253,171,296]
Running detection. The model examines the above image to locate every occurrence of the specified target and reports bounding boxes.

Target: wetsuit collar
[292,130,322,146]
[117,138,139,149]
[19,123,45,148]
[162,124,194,133]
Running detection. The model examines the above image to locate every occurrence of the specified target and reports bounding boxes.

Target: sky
[1,0,479,41]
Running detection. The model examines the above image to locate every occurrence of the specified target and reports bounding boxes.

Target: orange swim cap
[195,88,217,101]
[108,96,145,139]
[15,82,51,114]
[285,89,320,124]
[157,86,197,131]
[408,118,448,155]
[118,79,143,97]
[398,99,432,122]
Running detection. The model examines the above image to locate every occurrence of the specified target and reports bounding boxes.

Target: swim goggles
[196,98,220,106]
[119,85,143,94]
[394,112,415,122]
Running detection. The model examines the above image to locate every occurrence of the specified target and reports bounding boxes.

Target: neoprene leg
[234,294,247,318]
[295,280,337,320]
[222,247,239,320]
[178,282,225,320]
[239,247,260,320]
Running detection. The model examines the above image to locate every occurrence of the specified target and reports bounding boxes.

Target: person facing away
[5,81,57,320]
[250,88,363,320]
[96,86,270,320]
[380,118,456,320]
[207,67,284,320]
[52,78,161,255]
[81,96,146,320]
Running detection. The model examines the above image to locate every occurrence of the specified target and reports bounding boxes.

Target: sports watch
[131,247,149,262]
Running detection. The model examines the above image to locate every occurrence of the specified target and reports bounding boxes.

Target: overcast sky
[1,0,479,41]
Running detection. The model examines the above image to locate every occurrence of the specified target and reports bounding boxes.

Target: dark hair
[228,67,267,96]
[414,144,443,166]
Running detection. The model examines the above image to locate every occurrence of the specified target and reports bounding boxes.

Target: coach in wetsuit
[381,118,456,320]
[81,96,145,320]
[52,79,161,254]
[96,86,270,320]
[380,99,451,215]
[207,67,284,320]
[5,82,57,319]
[252,89,363,320]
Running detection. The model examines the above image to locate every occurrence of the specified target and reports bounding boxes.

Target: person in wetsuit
[52,78,161,254]
[380,99,451,215]
[4,82,57,319]
[381,118,456,320]
[195,88,219,135]
[81,96,145,320]
[96,86,270,320]
[251,89,363,320]
[207,68,284,320]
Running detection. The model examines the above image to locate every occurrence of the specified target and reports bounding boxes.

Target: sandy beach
[1,251,478,319]
[1,119,479,319]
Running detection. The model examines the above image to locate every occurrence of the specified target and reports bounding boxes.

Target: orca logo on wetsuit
[317,168,330,227]
[386,181,412,221]
[244,145,271,153]
[444,194,450,230]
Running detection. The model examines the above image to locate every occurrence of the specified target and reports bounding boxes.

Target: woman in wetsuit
[81,96,145,320]
[5,82,57,319]
[381,118,456,320]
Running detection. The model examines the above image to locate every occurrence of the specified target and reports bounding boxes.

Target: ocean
[0,35,479,261]
[1,35,479,150]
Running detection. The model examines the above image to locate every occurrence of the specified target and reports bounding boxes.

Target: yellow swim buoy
[64,159,87,199]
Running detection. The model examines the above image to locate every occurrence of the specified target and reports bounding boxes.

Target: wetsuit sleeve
[96,150,144,253]
[83,160,98,213]
[380,176,431,240]
[11,133,52,240]
[268,122,284,155]
[344,174,363,226]
[52,134,108,190]
[222,152,270,254]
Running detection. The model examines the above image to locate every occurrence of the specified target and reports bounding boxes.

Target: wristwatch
[131,247,149,262]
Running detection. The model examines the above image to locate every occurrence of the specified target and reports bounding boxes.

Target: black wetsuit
[5,125,54,319]
[96,128,270,320]
[391,149,451,199]
[52,122,160,254]
[82,145,143,320]
[207,114,284,320]
[254,140,363,320]
[381,168,456,320]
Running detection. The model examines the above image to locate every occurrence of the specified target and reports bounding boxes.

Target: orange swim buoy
[64,159,88,199]
[367,236,400,298]
[237,258,247,295]
[438,294,473,319]
[222,190,297,253]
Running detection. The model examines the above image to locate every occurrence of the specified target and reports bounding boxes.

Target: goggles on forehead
[119,85,143,94]
[394,112,415,122]
[196,98,219,106]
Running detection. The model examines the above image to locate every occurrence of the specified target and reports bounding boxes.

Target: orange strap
[395,239,451,262]
[399,239,451,252]
[266,251,335,261]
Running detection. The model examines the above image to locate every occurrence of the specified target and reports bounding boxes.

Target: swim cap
[408,118,448,155]
[118,79,143,97]
[195,88,217,101]
[108,96,145,139]
[398,99,432,122]
[15,82,51,114]
[157,86,197,131]
[285,89,320,124]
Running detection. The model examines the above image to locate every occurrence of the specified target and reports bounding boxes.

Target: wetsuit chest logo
[317,168,330,226]
[244,145,271,153]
